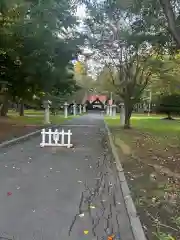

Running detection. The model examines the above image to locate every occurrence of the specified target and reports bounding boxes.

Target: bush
[155,94,180,119]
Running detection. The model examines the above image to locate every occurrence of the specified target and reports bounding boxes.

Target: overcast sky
[76,4,87,19]
[75,5,102,79]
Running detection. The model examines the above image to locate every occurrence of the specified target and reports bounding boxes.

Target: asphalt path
[0,114,134,240]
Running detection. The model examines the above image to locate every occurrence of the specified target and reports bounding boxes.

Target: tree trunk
[159,0,180,48]
[165,112,173,120]
[124,102,133,129]
[16,103,19,112]
[19,100,24,116]
[0,95,9,116]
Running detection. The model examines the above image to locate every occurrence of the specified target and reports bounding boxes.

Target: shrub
[155,94,180,119]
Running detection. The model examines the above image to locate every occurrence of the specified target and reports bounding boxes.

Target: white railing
[40,128,72,148]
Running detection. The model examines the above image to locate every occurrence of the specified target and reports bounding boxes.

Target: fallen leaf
[84,230,88,235]
[108,235,115,240]
[79,213,84,217]
[90,205,95,209]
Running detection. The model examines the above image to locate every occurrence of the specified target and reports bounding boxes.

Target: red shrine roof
[87,95,107,102]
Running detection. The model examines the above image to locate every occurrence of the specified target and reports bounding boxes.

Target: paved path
[0,114,134,240]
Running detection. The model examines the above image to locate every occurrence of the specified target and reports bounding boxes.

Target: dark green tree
[156,94,180,119]
[0,0,82,116]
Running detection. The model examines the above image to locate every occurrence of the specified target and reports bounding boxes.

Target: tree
[0,0,82,116]
[74,61,87,75]
[95,65,119,101]
[155,93,180,119]
[140,52,180,109]
[159,0,180,48]
[115,0,180,50]
[150,54,180,95]
[83,0,159,128]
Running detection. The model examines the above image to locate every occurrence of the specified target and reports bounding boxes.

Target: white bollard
[73,103,76,116]
[83,104,86,113]
[43,100,51,124]
[64,102,68,118]
[79,104,82,115]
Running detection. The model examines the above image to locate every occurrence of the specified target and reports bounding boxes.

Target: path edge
[0,124,59,149]
[104,120,147,240]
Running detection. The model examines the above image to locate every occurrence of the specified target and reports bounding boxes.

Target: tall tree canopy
[82,0,161,128]
[0,0,82,115]
[115,0,180,50]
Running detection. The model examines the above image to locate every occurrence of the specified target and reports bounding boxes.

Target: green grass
[9,109,45,116]
[105,114,180,136]
[7,113,74,125]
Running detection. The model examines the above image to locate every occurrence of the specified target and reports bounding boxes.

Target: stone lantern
[64,102,68,118]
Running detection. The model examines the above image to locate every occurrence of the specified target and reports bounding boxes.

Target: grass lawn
[106,114,180,135]
[8,109,44,116]
[8,113,71,125]
[105,114,180,240]
[0,110,76,143]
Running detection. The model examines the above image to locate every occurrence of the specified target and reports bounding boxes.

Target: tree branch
[159,0,180,48]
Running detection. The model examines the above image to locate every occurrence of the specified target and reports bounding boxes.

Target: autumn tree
[95,65,118,101]
[83,0,160,128]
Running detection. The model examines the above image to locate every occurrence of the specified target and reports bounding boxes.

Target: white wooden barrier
[40,128,72,148]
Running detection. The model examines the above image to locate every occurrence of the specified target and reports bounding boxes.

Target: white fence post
[53,129,59,144]
[61,129,65,145]
[40,128,72,148]
[41,129,46,147]
[48,129,52,145]
[67,129,72,148]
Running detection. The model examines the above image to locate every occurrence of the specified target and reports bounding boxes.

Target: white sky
[75,5,101,79]
[76,5,87,19]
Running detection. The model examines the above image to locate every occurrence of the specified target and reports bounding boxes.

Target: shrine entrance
[86,98,105,111]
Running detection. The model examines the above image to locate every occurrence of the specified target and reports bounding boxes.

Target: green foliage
[115,0,180,50]
[0,0,82,113]
[156,94,180,116]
